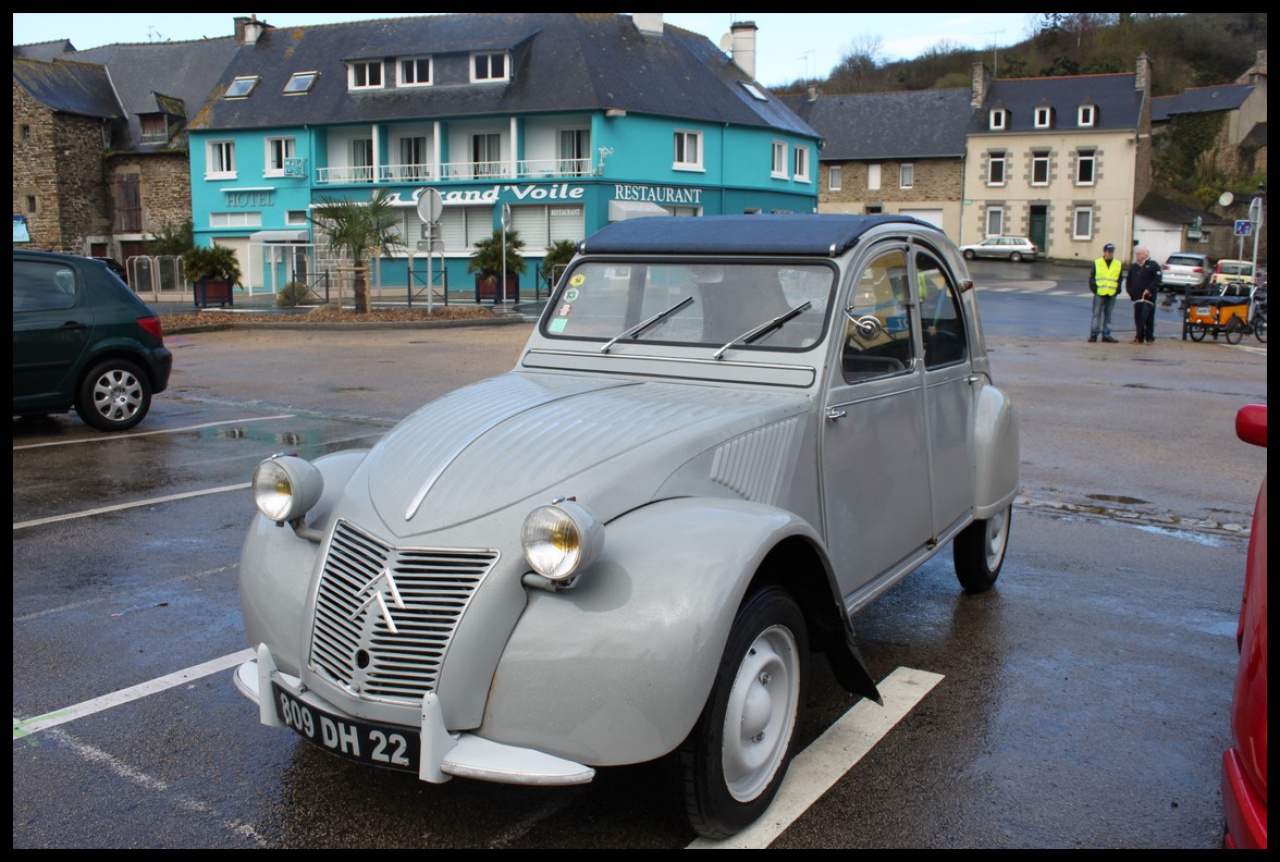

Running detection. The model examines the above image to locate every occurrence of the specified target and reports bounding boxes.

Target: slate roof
[1136,192,1228,226]
[1151,83,1254,122]
[779,89,973,160]
[190,13,817,139]
[12,57,121,120]
[13,40,77,61]
[971,72,1143,133]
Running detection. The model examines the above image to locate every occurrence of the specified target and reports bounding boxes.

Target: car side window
[916,252,968,369]
[13,260,78,312]
[841,249,914,382]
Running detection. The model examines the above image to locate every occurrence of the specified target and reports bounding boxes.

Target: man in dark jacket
[1126,246,1162,343]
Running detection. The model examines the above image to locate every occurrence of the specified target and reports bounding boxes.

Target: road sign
[1234,220,1252,237]
[416,188,444,223]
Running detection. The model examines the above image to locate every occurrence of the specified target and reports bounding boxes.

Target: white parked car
[958,235,1038,262]
[1161,252,1212,293]
[233,214,1020,838]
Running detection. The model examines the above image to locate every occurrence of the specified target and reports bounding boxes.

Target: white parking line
[12,414,294,451]
[13,483,251,531]
[689,666,945,850]
[13,649,256,740]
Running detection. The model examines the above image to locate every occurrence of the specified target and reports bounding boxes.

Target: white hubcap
[722,624,800,802]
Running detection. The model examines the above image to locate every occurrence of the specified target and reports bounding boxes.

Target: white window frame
[283,71,319,95]
[398,56,433,87]
[264,137,297,177]
[1072,207,1094,240]
[471,52,509,83]
[793,146,810,182]
[989,109,1007,130]
[1075,150,1096,186]
[285,210,309,226]
[987,153,1007,187]
[1031,152,1050,186]
[673,130,704,171]
[210,211,262,228]
[1077,105,1096,127]
[206,140,236,179]
[899,163,914,189]
[867,164,881,191]
[348,60,384,90]
[828,164,842,192]
[771,141,788,178]
[1034,107,1052,129]
[985,207,1004,238]
[224,76,259,99]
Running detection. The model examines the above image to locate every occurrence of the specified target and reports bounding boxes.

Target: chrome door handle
[826,407,846,421]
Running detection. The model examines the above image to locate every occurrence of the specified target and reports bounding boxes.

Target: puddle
[1086,493,1149,505]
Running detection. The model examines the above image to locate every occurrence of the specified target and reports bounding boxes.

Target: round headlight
[252,456,323,524]
[521,500,604,582]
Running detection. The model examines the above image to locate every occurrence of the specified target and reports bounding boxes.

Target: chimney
[807,85,820,102]
[971,62,990,108]
[1135,53,1151,92]
[235,14,267,46]
[633,13,663,36]
[730,21,758,80]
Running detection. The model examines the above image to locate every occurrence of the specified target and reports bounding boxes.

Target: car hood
[355,371,809,538]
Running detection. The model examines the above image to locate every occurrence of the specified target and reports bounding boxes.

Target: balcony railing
[314,158,593,185]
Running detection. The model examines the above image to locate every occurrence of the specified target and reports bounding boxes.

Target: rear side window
[1167,255,1201,266]
[13,260,78,312]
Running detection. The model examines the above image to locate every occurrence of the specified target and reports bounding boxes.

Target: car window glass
[544,261,833,351]
[13,260,78,312]
[916,252,968,369]
[840,249,914,382]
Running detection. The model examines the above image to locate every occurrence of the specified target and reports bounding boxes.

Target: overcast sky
[12,12,1037,88]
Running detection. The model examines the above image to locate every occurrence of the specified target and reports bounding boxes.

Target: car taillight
[138,315,165,341]
[1193,267,1203,273]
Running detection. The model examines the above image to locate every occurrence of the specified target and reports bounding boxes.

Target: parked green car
[13,250,172,431]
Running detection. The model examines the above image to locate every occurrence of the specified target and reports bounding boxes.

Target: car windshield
[543,261,835,351]
[1167,255,1202,266]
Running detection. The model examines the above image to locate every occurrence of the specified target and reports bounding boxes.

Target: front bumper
[234,644,594,787]
[1221,749,1267,849]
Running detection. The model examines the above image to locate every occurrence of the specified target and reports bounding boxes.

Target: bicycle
[1222,282,1267,345]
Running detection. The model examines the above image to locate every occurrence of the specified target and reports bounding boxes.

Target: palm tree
[309,189,404,313]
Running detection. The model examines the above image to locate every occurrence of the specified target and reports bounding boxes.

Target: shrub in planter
[468,228,526,303]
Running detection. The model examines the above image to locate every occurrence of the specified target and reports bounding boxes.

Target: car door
[13,257,94,410]
[915,248,975,536]
[821,244,932,596]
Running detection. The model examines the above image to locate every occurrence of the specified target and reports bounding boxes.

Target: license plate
[272,682,419,774]
[1195,306,1210,315]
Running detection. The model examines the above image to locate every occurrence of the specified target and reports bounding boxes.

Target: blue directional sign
[1234,220,1253,236]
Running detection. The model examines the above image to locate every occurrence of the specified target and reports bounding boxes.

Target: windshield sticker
[549,317,568,333]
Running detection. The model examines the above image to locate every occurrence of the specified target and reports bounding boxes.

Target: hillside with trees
[786,13,1266,97]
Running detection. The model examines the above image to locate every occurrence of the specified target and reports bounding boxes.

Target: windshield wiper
[600,295,695,354]
[713,301,812,360]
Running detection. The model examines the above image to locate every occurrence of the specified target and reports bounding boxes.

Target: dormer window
[989,109,1007,131]
[139,115,169,143]
[471,52,508,82]
[1034,106,1053,129]
[399,56,432,87]
[224,76,259,99]
[283,72,319,95]
[349,60,384,90]
[1078,105,1096,127]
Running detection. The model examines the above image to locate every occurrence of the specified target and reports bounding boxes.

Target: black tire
[953,504,1011,593]
[1224,317,1244,345]
[75,358,152,432]
[1254,316,1266,343]
[679,587,808,839]
[963,249,975,260]
[1010,252,1023,263]
[1188,324,1208,342]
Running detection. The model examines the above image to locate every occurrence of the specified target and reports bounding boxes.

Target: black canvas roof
[580,214,938,257]
[192,13,816,138]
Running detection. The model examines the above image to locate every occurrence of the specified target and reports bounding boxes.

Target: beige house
[962,57,1153,263]
[781,88,972,241]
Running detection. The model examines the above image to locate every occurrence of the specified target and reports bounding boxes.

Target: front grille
[308,520,497,704]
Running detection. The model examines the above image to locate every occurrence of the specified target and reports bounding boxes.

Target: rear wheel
[1254,309,1267,343]
[953,504,1011,593]
[1224,317,1244,345]
[1010,252,1023,263]
[963,249,975,260]
[679,587,807,839]
[75,359,151,432]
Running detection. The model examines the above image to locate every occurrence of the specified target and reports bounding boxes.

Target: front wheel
[1188,323,1208,342]
[679,587,807,839]
[953,504,1012,593]
[75,359,152,432]
[963,249,975,260]
[1224,317,1244,345]
[1254,311,1267,343]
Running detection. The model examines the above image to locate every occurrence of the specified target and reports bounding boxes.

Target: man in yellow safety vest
[1088,242,1123,342]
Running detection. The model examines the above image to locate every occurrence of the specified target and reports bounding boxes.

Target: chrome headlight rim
[252,455,323,524]
[521,499,604,583]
